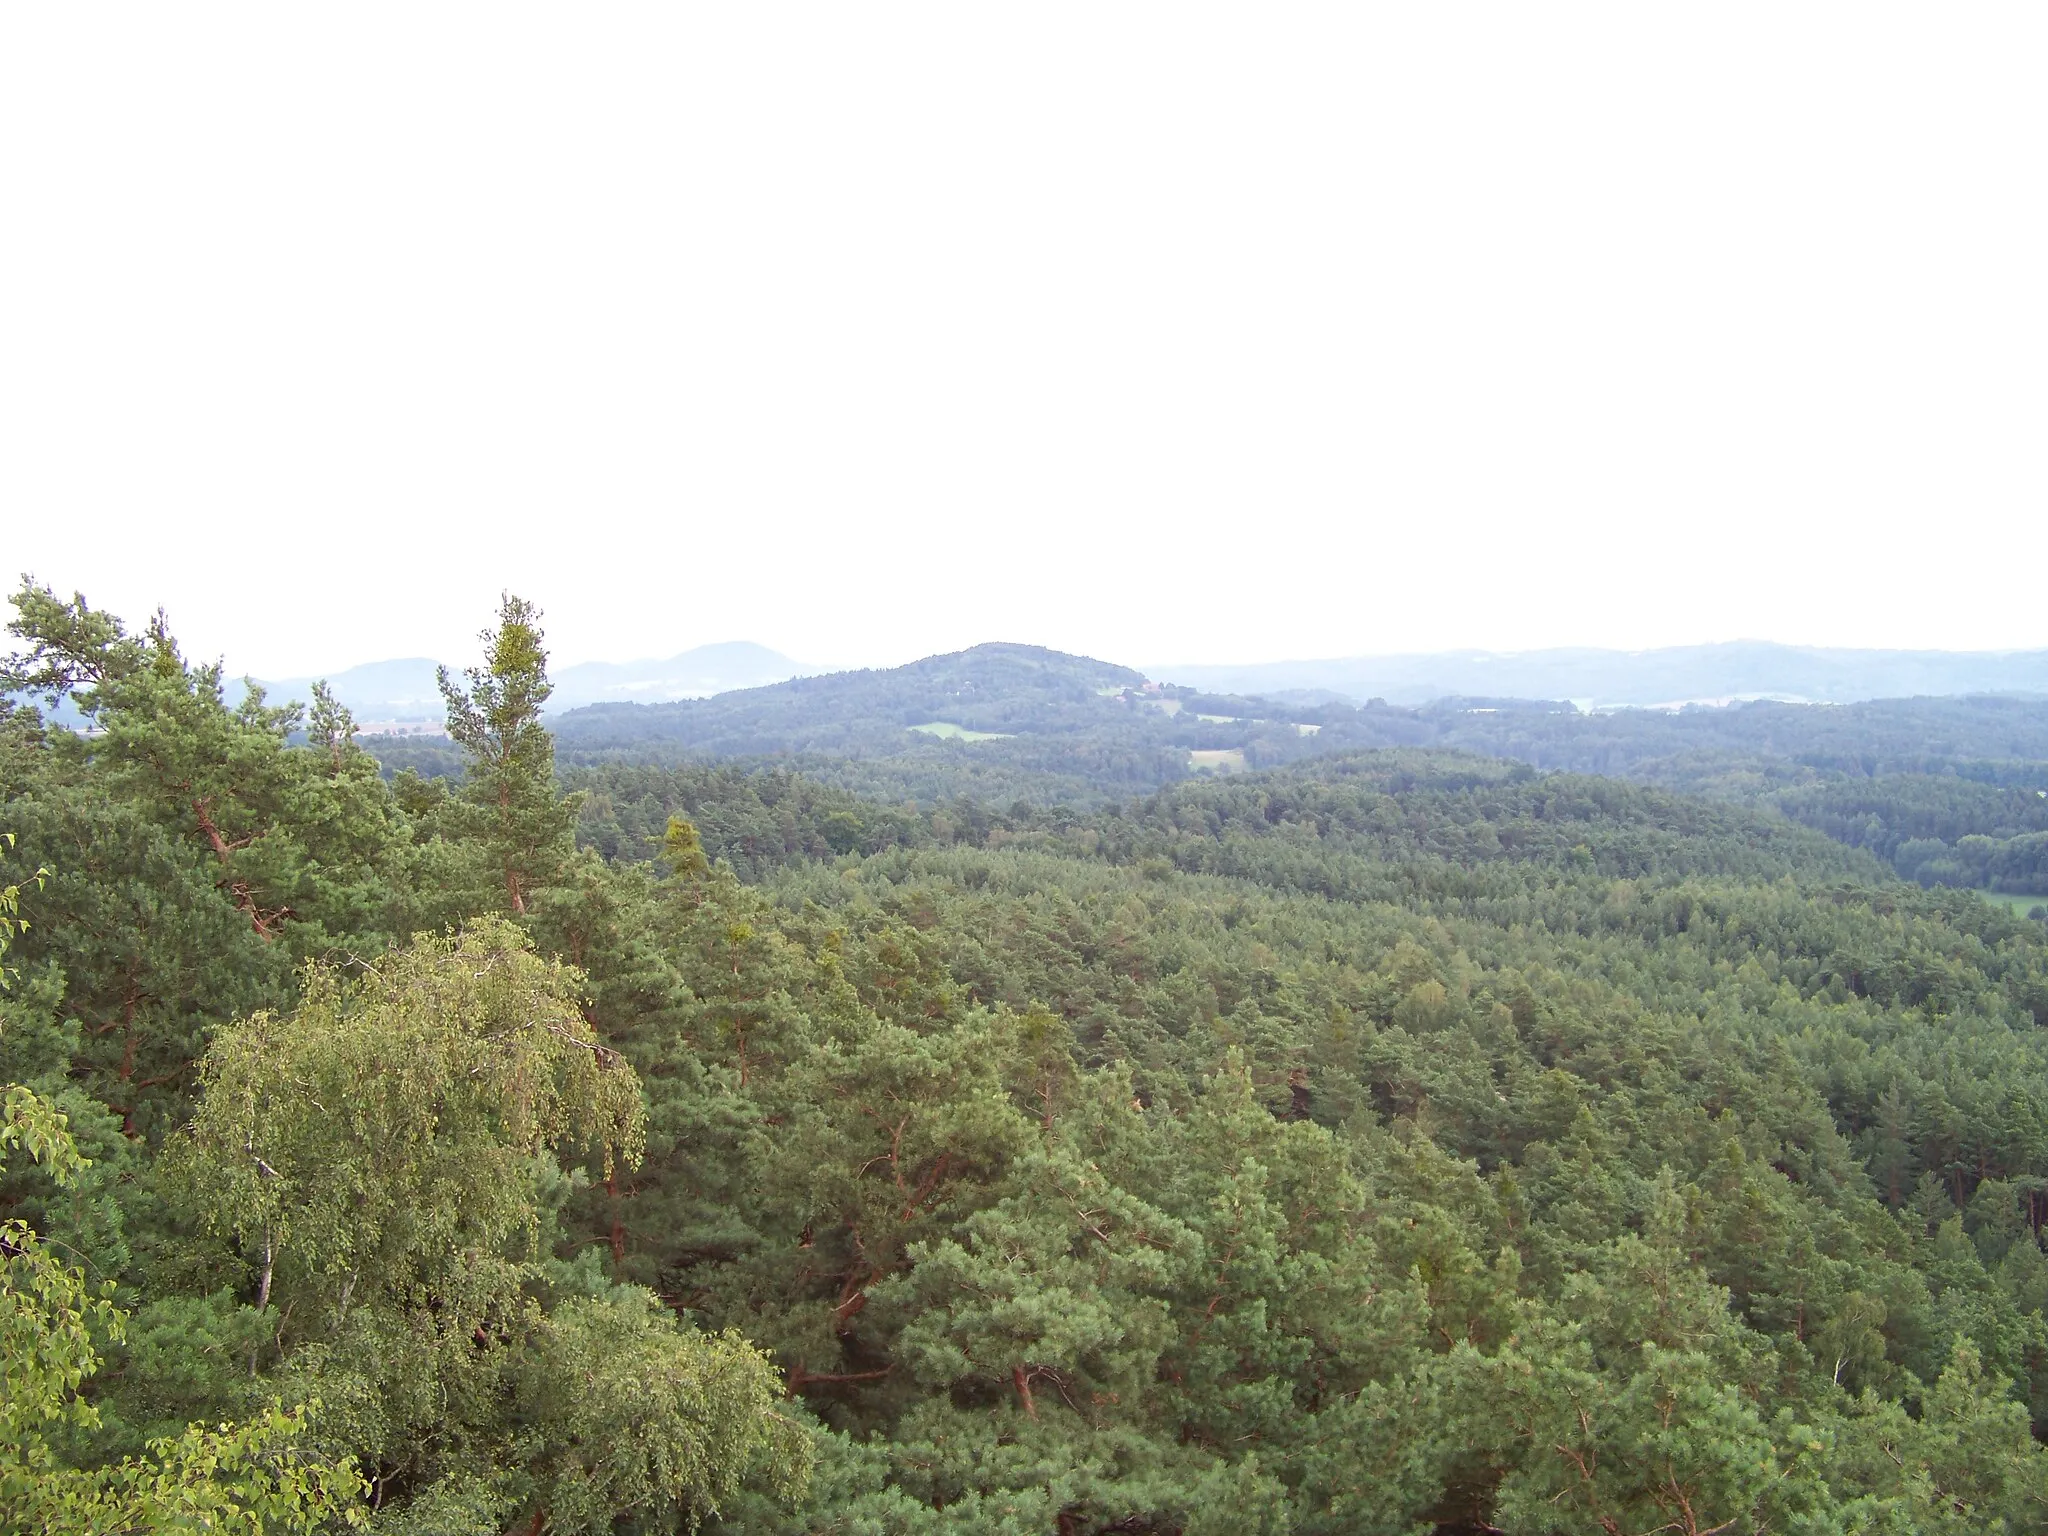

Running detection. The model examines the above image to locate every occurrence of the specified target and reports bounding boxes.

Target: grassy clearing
[1974,888,2048,917]
[908,721,1014,743]
[1188,748,1247,774]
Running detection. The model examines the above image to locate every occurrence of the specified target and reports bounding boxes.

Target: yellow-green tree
[172,919,808,1532]
[438,594,577,915]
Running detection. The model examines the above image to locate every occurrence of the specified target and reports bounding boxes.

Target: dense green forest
[12,583,2048,1531]
[537,645,2048,800]
[534,649,2048,897]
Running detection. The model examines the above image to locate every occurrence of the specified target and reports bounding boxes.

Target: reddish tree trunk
[188,795,281,939]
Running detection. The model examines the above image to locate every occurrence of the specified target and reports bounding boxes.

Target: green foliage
[1,1084,363,1534]
[21,585,2048,1532]
[0,581,436,1141]
[166,919,806,1528]
[542,643,2048,834]
[568,762,927,874]
[438,593,577,914]
[173,920,645,1321]
[519,1291,811,1533]
[5,580,420,950]
[0,829,44,992]
[548,644,1276,806]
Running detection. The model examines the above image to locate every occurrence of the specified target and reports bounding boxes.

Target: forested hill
[555,642,1144,752]
[548,641,1227,802]
[536,668,2048,894]
[547,643,2048,795]
[545,645,2048,794]
[15,582,2048,1531]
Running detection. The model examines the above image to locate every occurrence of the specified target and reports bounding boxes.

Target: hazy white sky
[5,7,2044,678]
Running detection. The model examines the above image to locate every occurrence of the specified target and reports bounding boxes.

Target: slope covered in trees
[543,646,2048,798]
[545,643,1313,804]
[537,653,2048,894]
[10,582,2048,1532]
[555,643,1147,756]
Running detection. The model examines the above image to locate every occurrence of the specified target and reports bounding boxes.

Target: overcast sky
[5,7,2044,679]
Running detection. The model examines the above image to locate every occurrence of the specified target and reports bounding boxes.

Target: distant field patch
[908,721,1014,742]
[1195,713,1240,724]
[1975,889,2048,917]
[1188,748,1247,774]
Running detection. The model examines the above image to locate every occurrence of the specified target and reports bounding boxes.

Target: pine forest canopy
[9,578,2048,1532]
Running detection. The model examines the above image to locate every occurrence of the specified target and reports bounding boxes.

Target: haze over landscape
[8,7,2048,1535]
[261,639,2048,725]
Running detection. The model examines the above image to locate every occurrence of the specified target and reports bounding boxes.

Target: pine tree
[0,854,362,1533]
[439,594,575,914]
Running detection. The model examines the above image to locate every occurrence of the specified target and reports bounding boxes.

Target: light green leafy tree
[171,918,809,1531]
[0,830,41,990]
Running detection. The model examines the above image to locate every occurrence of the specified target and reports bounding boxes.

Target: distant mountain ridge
[553,643,814,709]
[1155,641,2048,708]
[259,641,809,720]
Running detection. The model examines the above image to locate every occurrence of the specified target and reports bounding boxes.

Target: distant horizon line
[248,634,2048,684]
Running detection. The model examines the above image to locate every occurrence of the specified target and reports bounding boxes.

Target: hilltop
[547,642,1224,802]
[554,641,1144,753]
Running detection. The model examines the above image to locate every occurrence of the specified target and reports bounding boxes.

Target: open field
[1188,748,1247,774]
[1975,888,2048,917]
[908,721,1014,742]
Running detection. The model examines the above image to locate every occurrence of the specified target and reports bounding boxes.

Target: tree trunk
[189,795,280,939]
